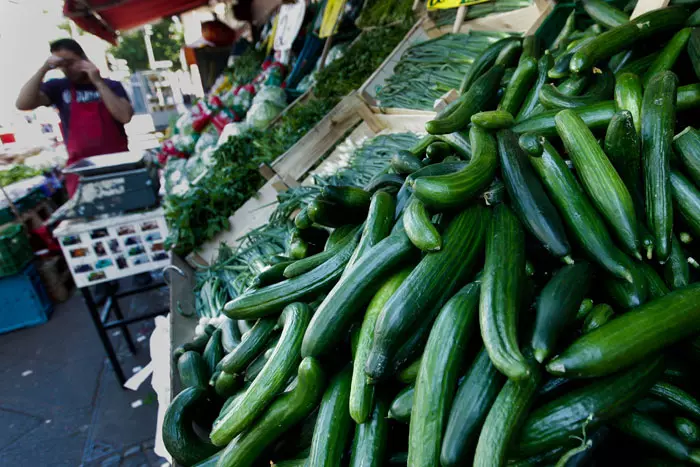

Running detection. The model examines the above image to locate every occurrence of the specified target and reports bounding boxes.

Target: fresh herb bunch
[229,46,267,86]
[0,165,42,187]
[355,0,415,28]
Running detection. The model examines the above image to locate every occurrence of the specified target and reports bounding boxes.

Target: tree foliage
[109,18,183,71]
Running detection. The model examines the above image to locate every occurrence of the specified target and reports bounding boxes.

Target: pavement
[0,274,169,467]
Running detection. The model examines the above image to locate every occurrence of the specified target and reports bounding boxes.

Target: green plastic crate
[0,224,33,278]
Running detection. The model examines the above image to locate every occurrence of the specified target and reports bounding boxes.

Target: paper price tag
[274,0,306,51]
[319,0,346,38]
[427,0,491,10]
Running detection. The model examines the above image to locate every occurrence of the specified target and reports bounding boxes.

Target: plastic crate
[0,262,52,334]
[0,224,33,278]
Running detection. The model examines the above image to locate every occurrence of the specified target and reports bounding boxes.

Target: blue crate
[0,262,53,334]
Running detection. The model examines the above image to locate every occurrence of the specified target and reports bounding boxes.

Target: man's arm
[80,61,134,124]
[16,58,58,110]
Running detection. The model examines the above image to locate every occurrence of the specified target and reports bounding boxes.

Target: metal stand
[81,280,168,387]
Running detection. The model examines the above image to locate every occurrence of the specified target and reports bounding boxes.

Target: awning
[63,0,210,44]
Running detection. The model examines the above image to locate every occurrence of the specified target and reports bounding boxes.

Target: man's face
[54,49,86,83]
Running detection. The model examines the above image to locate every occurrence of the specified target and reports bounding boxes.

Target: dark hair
[50,38,87,59]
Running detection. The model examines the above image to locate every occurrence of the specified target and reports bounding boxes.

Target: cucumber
[617,52,659,77]
[409,134,438,156]
[302,232,415,359]
[286,228,357,278]
[614,72,642,135]
[349,268,411,424]
[366,204,488,381]
[498,57,538,116]
[471,110,515,129]
[531,139,635,282]
[216,358,325,467]
[557,75,591,96]
[555,109,641,259]
[349,396,389,467]
[426,65,505,135]
[604,110,643,211]
[570,7,690,73]
[441,348,505,467]
[224,229,360,319]
[550,38,594,80]
[192,451,223,467]
[288,232,309,260]
[671,170,700,237]
[411,125,498,210]
[163,387,220,466]
[650,381,700,420]
[409,282,481,467]
[250,261,293,286]
[547,284,700,378]
[307,199,364,228]
[397,357,421,384]
[642,71,679,261]
[320,185,371,211]
[244,344,274,382]
[674,127,700,186]
[364,173,404,194]
[512,101,616,137]
[389,385,414,423]
[690,29,700,80]
[676,417,700,446]
[643,28,692,87]
[178,351,209,390]
[214,371,240,398]
[221,319,276,374]
[425,141,453,162]
[459,38,519,94]
[295,226,329,248]
[516,357,664,457]
[518,132,543,158]
[404,197,441,251]
[326,224,360,250]
[638,261,670,298]
[582,303,615,333]
[220,317,241,353]
[583,0,629,28]
[203,329,223,376]
[480,204,531,380]
[531,262,592,363]
[406,161,469,185]
[613,411,700,464]
[307,366,353,467]
[602,266,648,309]
[498,130,571,260]
[517,53,553,121]
[495,40,522,67]
[576,298,595,320]
[294,206,312,230]
[391,150,424,175]
[551,11,576,51]
[521,34,541,62]
[539,67,615,109]
[347,191,396,268]
[211,303,311,445]
[473,363,541,467]
[664,235,690,289]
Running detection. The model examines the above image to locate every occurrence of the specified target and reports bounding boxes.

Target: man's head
[49,39,88,83]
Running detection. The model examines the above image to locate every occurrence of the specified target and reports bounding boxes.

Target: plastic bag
[171,133,199,155]
[194,127,219,155]
[163,158,190,196]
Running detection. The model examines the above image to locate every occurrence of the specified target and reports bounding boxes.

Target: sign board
[274,0,306,51]
[319,0,346,38]
[426,0,491,9]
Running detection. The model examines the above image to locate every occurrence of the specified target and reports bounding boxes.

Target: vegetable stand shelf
[53,208,171,386]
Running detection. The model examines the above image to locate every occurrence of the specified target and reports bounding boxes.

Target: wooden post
[453,6,468,33]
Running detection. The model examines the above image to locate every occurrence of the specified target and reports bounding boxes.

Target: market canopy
[63,0,210,44]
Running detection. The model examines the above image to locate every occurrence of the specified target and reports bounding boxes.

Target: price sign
[274,0,306,51]
[426,0,491,10]
[319,0,346,38]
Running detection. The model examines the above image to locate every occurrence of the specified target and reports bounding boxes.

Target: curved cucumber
[220,318,276,374]
[163,387,219,466]
[498,57,538,116]
[642,28,692,87]
[349,396,389,467]
[512,101,616,137]
[614,72,642,135]
[178,351,209,390]
[220,317,241,353]
[459,38,519,93]
[650,381,700,421]
[203,329,223,376]
[404,197,441,251]
[539,67,615,109]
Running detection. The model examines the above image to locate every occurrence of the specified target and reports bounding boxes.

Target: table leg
[110,298,137,355]
[81,287,127,386]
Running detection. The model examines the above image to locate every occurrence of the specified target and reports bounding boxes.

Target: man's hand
[43,55,64,71]
[77,60,102,83]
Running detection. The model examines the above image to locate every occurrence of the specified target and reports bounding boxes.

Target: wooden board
[630,0,670,18]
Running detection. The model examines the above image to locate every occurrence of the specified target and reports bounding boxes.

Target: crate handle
[162,265,185,286]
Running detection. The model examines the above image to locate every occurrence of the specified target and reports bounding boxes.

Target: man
[16,38,133,196]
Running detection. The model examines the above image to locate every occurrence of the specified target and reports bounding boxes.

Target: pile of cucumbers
[163,2,700,466]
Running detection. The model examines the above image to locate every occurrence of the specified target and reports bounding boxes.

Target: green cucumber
[244,345,273,382]
[547,284,700,378]
[532,262,592,363]
[551,11,576,51]
[512,101,616,136]
[252,261,295,287]
[436,130,472,159]
[671,170,700,237]
[521,34,541,62]
[409,282,481,467]
[441,348,505,467]
[347,191,396,268]
[576,298,595,320]
[214,371,240,398]
[178,351,209,390]
[366,204,488,381]
[295,226,329,248]
[320,185,371,211]
[224,229,360,319]
[558,75,591,96]
[664,235,690,289]
[498,130,571,260]
[221,318,276,374]
[614,72,642,134]
[391,150,424,175]
[690,6,700,26]
[516,357,664,457]
[326,224,359,250]
[539,67,615,109]
[583,0,629,28]
[216,358,325,467]
[530,139,635,282]
[674,127,700,186]
[203,329,224,376]
[517,132,543,157]
[582,303,615,333]
[406,161,469,185]
[643,28,692,87]
[425,141,453,162]
[307,199,363,228]
[211,303,311,445]
[549,38,594,80]
[287,232,309,260]
[459,38,519,94]
[651,381,700,420]
[350,268,411,424]
[307,367,353,467]
[301,232,416,359]
[642,71,679,262]
[410,134,438,156]
[404,197,441,251]
[638,261,670,298]
[471,110,515,129]
[473,363,541,467]
[690,29,700,79]
[517,53,553,121]
[192,451,223,467]
[163,387,220,466]
[495,40,522,67]
[426,65,505,135]
[283,251,336,279]
[349,396,389,467]
[480,204,531,380]
[555,109,641,259]
[389,386,414,423]
[602,266,648,309]
[570,7,690,73]
[676,417,700,446]
[220,317,241,353]
[604,110,643,212]
[364,173,404,194]
[411,125,498,210]
[498,57,538,116]
[613,411,700,464]
[397,357,421,384]
[294,206,312,230]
